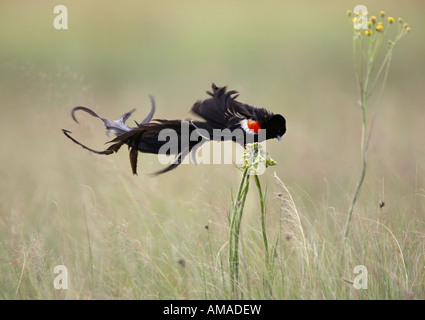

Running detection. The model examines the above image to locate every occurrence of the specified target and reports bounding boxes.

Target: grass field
[0,0,424,299]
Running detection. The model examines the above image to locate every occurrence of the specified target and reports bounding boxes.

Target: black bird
[62,83,286,175]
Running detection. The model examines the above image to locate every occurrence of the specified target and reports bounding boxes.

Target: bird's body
[63,83,286,174]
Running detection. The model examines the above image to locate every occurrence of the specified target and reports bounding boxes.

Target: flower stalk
[344,9,410,239]
[228,143,277,297]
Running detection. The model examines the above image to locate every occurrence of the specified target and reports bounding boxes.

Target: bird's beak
[277,135,282,142]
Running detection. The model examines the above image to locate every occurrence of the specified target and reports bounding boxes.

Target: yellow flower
[368,21,372,28]
[365,29,372,36]
[387,17,394,24]
[398,17,403,23]
[376,24,384,32]
[347,10,352,16]
[352,17,357,23]
[380,11,385,17]
[406,26,411,32]
[371,16,377,23]
[404,22,409,28]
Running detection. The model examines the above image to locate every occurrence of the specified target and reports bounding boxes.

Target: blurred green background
[0,0,424,299]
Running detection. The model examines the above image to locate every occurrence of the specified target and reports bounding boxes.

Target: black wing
[190,83,273,129]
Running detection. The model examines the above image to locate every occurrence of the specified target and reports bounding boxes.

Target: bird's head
[266,114,286,142]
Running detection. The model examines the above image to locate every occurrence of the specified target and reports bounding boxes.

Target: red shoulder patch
[247,120,261,133]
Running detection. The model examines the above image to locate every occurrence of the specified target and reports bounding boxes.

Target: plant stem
[229,167,273,297]
[254,174,269,268]
[228,167,249,297]
[344,31,373,240]
[254,174,274,297]
[228,143,277,297]
[343,101,367,239]
[344,15,406,240]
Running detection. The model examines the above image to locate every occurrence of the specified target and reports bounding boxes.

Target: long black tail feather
[62,97,156,175]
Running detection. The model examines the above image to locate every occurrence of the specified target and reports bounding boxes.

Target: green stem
[344,43,371,240]
[254,174,269,267]
[228,168,248,260]
[254,174,274,297]
[228,143,277,297]
[343,106,367,239]
[233,179,249,293]
[228,167,249,297]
